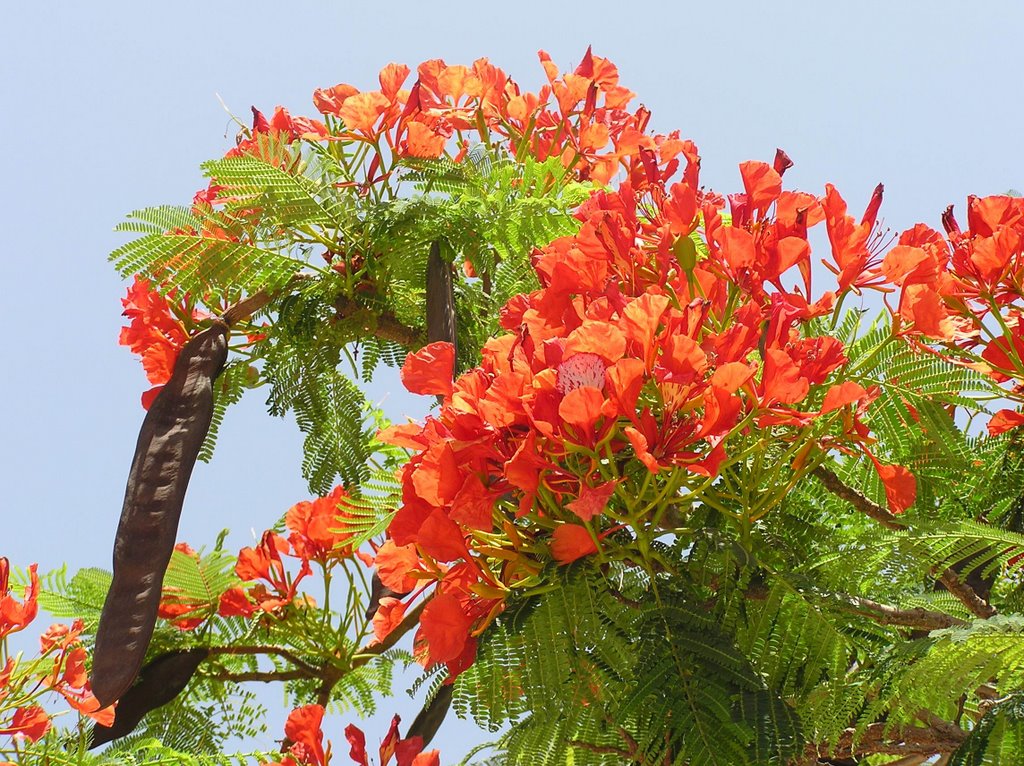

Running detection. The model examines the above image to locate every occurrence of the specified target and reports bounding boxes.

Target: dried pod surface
[89,647,210,748]
[91,322,229,707]
[425,240,456,351]
[406,683,453,746]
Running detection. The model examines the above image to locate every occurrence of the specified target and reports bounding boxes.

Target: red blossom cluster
[157,487,364,629]
[375,150,920,672]
[262,704,439,766]
[305,46,645,184]
[118,277,190,409]
[0,558,113,746]
[116,48,1024,689]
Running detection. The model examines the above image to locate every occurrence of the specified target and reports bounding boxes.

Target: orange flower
[338,91,391,134]
[374,540,422,593]
[400,342,455,398]
[284,705,327,766]
[567,480,618,522]
[0,559,38,640]
[415,593,473,666]
[551,524,598,565]
[232,531,310,613]
[0,706,50,742]
[286,485,356,565]
[372,597,407,642]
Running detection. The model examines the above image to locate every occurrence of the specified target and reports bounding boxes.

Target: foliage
[8,48,1024,766]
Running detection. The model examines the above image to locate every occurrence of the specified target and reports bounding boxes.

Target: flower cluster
[305,46,646,184]
[262,705,439,766]
[368,54,953,675]
[380,168,906,670]
[157,486,364,629]
[0,558,113,747]
[118,276,190,409]
[116,47,1024,692]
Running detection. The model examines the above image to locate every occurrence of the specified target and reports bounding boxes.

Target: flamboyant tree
[5,49,1024,766]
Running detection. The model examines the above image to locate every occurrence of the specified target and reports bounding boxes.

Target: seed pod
[91,322,229,707]
[406,683,453,747]
[364,572,409,620]
[425,240,456,352]
[89,647,209,748]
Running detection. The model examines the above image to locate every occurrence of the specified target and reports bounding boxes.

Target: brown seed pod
[89,647,210,748]
[363,241,456,626]
[364,572,410,620]
[406,683,453,747]
[91,322,229,707]
[425,240,456,353]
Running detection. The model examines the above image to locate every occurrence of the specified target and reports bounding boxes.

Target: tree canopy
[5,48,1024,766]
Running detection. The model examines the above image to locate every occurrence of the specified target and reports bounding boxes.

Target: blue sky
[3,1,1024,761]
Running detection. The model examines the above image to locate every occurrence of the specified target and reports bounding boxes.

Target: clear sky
[3,1,1024,761]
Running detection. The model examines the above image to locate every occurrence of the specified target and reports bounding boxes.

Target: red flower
[872,461,917,514]
[0,706,50,742]
[822,183,887,293]
[374,541,422,593]
[217,586,258,618]
[415,593,474,667]
[118,277,189,408]
[345,722,370,766]
[567,480,618,522]
[342,716,441,766]
[284,705,327,766]
[158,543,209,630]
[551,525,598,565]
[820,382,871,414]
[401,342,455,398]
[372,597,407,642]
[738,160,783,214]
[233,531,311,613]
[0,559,38,640]
[286,485,357,565]
[989,409,1024,436]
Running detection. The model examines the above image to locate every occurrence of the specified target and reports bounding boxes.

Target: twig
[840,596,968,630]
[218,275,423,350]
[802,720,966,762]
[334,294,421,348]
[206,645,320,676]
[812,466,901,530]
[813,466,997,619]
[222,289,276,326]
[935,569,997,619]
[208,669,312,683]
[352,600,428,667]
[569,741,635,759]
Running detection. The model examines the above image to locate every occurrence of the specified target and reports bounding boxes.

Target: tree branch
[569,741,635,760]
[812,466,901,530]
[208,669,312,684]
[206,645,320,676]
[813,465,997,619]
[222,289,276,326]
[801,720,967,762]
[935,569,997,619]
[351,600,428,668]
[218,274,423,349]
[840,595,968,630]
[334,294,421,348]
